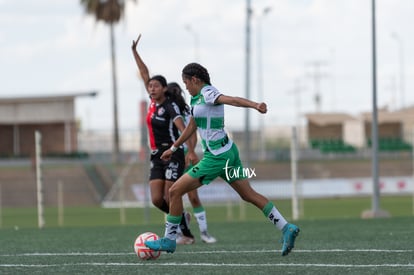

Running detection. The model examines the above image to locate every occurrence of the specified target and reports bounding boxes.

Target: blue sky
[0,0,413,131]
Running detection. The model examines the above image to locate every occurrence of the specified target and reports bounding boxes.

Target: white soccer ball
[134,232,161,260]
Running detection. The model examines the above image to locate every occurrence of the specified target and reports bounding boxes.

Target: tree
[80,0,137,163]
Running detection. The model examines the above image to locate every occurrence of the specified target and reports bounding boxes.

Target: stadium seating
[366,137,412,151]
[309,138,356,153]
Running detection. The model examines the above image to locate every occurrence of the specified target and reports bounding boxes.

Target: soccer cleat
[145,237,176,253]
[176,232,195,245]
[200,231,217,244]
[281,223,300,256]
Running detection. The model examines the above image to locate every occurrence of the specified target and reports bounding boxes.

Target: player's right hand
[160,149,172,161]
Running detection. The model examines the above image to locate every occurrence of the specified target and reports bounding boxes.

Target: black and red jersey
[146,98,182,151]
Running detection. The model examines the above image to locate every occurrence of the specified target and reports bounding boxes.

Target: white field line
[0,249,413,257]
[1,263,414,268]
[1,250,414,269]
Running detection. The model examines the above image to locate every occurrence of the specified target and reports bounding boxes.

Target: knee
[168,185,178,199]
[151,195,164,208]
[169,184,184,200]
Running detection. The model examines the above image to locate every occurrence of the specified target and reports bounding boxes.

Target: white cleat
[201,231,217,244]
[176,232,195,245]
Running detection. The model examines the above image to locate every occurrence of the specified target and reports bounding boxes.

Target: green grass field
[1,197,414,274]
[1,196,413,228]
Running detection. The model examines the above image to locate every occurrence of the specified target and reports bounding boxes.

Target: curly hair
[182,63,211,85]
[166,82,190,114]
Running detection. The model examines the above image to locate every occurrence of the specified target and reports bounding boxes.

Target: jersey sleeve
[181,111,190,126]
[166,100,182,121]
[203,86,222,104]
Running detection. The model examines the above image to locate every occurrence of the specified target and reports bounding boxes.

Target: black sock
[159,200,169,214]
[180,212,194,238]
[160,201,193,238]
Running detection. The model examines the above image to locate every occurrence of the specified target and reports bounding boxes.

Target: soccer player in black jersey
[131,34,216,244]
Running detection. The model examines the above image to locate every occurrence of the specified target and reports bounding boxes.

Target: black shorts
[149,147,185,181]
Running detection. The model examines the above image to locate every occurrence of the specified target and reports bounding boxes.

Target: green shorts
[186,143,247,184]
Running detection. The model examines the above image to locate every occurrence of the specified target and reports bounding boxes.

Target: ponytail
[167,82,190,114]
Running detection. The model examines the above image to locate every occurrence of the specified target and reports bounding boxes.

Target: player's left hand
[185,151,199,167]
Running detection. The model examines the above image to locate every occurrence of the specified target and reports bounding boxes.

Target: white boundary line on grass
[1,250,414,269]
[1,263,414,268]
[0,249,413,257]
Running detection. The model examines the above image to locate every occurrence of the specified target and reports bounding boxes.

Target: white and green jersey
[190,85,233,155]
[181,111,191,152]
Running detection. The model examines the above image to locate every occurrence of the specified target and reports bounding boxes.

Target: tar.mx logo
[223,159,256,181]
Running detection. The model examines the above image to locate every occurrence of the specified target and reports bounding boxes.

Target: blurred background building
[0,92,96,157]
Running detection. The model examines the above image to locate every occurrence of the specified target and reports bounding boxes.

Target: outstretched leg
[230,179,300,256]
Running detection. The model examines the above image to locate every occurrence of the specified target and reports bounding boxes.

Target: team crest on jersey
[157,107,165,116]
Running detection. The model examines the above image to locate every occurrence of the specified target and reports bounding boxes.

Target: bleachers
[0,161,148,207]
[367,137,412,151]
[310,139,356,153]
[0,165,101,207]
[1,156,412,207]
[310,137,413,153]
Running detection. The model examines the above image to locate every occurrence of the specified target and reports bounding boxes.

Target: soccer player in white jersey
[168,82,217,244]
[145,63,300,256]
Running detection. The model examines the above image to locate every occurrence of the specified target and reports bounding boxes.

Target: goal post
[0,184,2,228]
[35,131,45,229]
[291,126,300,220]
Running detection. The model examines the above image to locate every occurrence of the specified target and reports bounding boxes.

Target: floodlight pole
[35,131,45,229]
[371,0,380,214]
[0,184,2,228]
[391,32,405,109]
[257,7,272,161]
[412,129,414,216]
[362,0,390,218]
[110,22,120,164]
[185,24,200,62]
[291,126,299,220]
[244,0,252,165]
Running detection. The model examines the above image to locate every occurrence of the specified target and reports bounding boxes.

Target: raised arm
[131,34,150,89]
[216,95,267,114]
